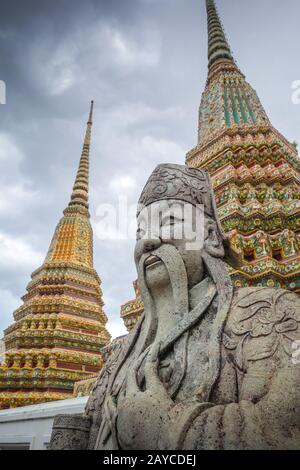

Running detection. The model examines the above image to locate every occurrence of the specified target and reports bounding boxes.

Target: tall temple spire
[191,0,272,147]
[206,0,233,69]
[0,101,111,409]
[184,0,300,295]
[66,100,94,215]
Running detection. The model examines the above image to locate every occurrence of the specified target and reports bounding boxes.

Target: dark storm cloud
[0,0,299,338]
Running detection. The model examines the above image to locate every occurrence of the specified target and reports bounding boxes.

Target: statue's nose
[141,238,162,254]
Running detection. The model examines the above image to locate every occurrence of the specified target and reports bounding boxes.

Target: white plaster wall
[0,396,88,450]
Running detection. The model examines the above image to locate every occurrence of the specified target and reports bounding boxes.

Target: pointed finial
[64,102,94,216]
[206,0,234,69]
[88,100,94,125]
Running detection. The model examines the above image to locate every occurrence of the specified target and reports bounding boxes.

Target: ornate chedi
[121,0,300,331]
[0,102,111,409]
[187,0,300,291]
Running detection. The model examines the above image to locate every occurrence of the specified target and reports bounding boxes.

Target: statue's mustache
[139,244,180,272]
[137,244,189,316]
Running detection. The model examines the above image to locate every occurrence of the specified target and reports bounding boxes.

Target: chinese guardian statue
[50,164,300,450]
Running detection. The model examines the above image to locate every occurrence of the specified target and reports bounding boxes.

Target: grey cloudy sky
[0,0,299,339]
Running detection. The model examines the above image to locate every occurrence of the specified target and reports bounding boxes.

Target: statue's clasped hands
[116,342,175,450]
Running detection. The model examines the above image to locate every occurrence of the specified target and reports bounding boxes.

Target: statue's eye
[167,216,184,225]
[162,215,175,225]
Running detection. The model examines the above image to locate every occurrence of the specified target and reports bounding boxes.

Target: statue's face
[135,200,205,290]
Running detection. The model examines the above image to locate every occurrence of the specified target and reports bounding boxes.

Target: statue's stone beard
[134,243,234,401]
[135,244,192,397]
[137,244,190,326]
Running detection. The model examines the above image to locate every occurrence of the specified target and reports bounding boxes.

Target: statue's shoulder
[223,287,300,363]
[85,339,124,415]
[231,286,300,312]
[227,286,300,329]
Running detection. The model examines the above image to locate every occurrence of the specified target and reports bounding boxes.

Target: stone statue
[50,164,300,450]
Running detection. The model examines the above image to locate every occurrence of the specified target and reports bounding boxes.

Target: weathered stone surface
[49,164,300,450]
[50,414,91,450]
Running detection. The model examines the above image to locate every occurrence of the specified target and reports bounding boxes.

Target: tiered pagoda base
[0,262,110,409]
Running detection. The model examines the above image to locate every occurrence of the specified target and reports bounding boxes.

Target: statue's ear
[203,218,243,268]
[203,220,225,258]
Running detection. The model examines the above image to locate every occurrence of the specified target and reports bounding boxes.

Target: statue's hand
[116,343,174,450]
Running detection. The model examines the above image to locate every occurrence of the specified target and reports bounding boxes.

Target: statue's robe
[50,280,300,450]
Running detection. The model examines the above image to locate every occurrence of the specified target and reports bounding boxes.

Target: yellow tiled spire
[44,101,96,268]
[0,101,111,409]
[66,100,94,216]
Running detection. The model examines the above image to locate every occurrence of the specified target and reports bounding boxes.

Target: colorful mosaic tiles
[187,0,300,293]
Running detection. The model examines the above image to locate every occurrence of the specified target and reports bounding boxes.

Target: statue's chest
[135,352,175,390]
[177,315,217,400]
[113,301,220,402]
[133,316,216,399]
